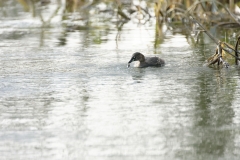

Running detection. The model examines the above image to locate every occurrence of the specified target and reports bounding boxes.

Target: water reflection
[192,69,236,158]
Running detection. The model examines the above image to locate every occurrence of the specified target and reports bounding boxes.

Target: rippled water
[1,1,240,160]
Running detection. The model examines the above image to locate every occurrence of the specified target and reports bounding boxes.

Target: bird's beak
[128,57,134,64]
[127,57,134,68]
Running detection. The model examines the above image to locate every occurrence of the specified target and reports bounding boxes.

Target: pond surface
[1,1,240,160]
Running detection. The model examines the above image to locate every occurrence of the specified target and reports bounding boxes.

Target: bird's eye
[133,57,136,60]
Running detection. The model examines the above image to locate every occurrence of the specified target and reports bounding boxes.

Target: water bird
[128,52,165,68]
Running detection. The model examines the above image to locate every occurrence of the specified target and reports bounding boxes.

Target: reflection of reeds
[17,0,30,11]
[13,0,240,54]
[15,0,239,27]
[66,0,86,12]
